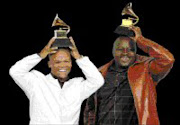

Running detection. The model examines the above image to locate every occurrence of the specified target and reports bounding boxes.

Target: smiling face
[113,37,136,67]
[48,49,72,79]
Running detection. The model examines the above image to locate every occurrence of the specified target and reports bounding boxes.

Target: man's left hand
[69,37,81,60]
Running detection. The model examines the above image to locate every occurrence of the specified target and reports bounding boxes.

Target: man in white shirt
[9,37,104,125]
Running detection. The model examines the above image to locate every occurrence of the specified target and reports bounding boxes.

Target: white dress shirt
[9,54,104,125]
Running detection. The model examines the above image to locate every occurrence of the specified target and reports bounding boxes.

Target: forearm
[76,56,104,85]
[137,36,175,65]
[9,54,42,95]
[9,54,42,76]
[76,56,104,100]
[136,36,175,78]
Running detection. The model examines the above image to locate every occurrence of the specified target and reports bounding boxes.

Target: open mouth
[121,56,130,62]
[58,69,67,72]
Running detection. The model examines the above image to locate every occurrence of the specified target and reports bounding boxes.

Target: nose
[123,48,129,53]
[121,48,129,56]
[56,63,66,68]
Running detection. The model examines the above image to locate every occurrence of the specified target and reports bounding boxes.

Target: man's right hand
[39,37,58,59]
[129,26,142,42]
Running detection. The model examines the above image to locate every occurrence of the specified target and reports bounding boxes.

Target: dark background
[6,0,179,124]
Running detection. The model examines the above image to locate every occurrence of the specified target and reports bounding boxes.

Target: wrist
[38,52,46,59]
[136,35,143,41]
[75,55,83,60]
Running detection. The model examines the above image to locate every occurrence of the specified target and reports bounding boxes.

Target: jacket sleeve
[137,36,175,83]
[9,54,42,97]
[84,93,97,125]
[76,56,104,101]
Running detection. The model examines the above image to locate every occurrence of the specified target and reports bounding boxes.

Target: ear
[112,46,116,57]
[48,61,52,68]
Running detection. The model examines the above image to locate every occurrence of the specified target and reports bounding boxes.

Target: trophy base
[114,26,135,37]
[52,38,72,48]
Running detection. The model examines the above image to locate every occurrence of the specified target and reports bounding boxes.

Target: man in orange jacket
[84,26,175,125]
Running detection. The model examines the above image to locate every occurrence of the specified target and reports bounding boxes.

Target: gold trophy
[114,2,139,37]
[51,14,72,48]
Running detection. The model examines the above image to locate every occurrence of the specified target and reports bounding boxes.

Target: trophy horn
[52,13,70,33]
[52,13,69,27]
[121,2,139,25]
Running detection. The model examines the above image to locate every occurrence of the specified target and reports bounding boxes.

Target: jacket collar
[99,54,150,77]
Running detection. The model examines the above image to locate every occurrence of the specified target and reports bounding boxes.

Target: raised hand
[69,37,81,59]
[129,26,142,41]
[39,37,58,59]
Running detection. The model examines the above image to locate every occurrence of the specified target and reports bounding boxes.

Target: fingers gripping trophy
[39,14,81,59]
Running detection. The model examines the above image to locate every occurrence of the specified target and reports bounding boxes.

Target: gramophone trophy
[114,2,139,37]
[51,14,72,48]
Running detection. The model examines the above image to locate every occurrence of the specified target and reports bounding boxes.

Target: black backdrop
[6,0,179,124]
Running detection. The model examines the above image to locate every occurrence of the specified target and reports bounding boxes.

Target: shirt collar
[46,73,71,88]
[51,73,69,82]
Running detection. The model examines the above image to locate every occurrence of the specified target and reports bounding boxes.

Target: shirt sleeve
[9,54,42,97]
[76,56,104,101]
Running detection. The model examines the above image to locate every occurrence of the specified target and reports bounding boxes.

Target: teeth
[59,69,66,72]
[121,56,129,62]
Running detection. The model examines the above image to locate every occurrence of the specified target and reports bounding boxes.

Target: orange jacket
[84,36,175,125]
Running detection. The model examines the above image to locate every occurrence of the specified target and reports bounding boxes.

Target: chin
[59,75,67,79]
[59,73,68,78]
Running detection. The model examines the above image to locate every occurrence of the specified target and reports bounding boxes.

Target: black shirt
[97,62,138,125]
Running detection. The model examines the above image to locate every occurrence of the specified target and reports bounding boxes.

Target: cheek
[63,63,72,73]
[128,52,136,57]
[128,52,136,63]
[114,51,122,57]
[67,66,72,72]
[53,64,59,68]
[127,52,135,61]
[66,63,72,68]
